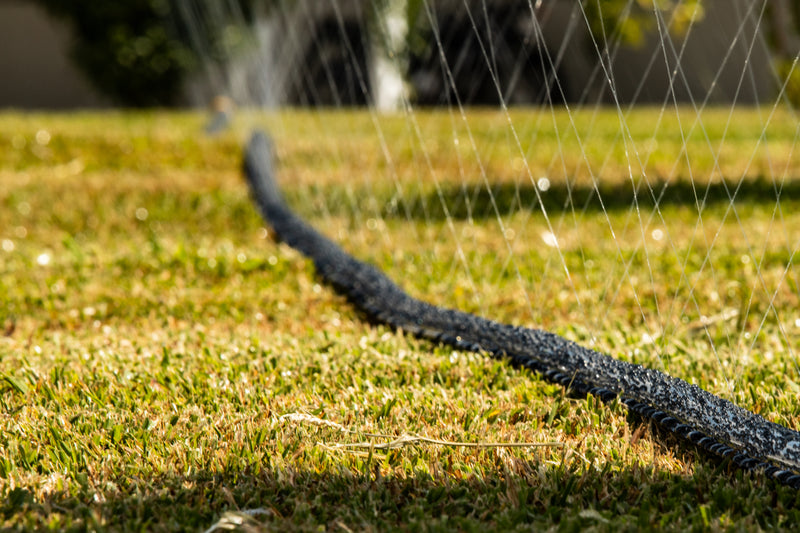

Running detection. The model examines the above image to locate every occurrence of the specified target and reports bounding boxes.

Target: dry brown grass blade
[280,412,564,451]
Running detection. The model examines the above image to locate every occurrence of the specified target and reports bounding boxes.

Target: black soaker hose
[243,130,800,488]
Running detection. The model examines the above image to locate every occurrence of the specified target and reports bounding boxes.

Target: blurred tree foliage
[403,0,705,55]
[32,0,259,106]
[765,0,800,106]
[577,0,704,48]
[33,0,800,107]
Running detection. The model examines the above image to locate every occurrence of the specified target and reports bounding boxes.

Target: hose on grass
[243,129,800,488]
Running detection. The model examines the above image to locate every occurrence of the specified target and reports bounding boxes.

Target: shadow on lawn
[412,175,799,221]
[304,175,800,222]
[7,431,800,531]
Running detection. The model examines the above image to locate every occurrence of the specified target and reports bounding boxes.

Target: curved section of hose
[243,130,800,488]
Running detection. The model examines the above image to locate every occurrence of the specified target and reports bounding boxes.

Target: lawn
[1,109,800,531]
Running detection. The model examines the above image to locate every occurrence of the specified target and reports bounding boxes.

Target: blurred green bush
[33,0,257,107]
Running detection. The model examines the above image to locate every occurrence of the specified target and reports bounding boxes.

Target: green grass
[1,108,800,531]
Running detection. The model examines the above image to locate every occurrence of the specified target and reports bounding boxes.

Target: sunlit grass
[1,109,799,531]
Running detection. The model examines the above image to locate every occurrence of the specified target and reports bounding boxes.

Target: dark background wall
[0,1,108,109]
